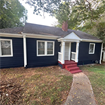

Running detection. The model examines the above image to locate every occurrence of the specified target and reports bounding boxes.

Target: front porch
[58,40,82,74]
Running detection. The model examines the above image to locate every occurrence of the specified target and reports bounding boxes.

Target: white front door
[65,42,71,60]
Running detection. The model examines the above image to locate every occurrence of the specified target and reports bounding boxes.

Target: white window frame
[0,39,13,57]
[37,40,55,56]
[89,43,95,54]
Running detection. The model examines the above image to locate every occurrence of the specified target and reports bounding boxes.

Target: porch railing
[71,52,76,61]
[58,52,62,62]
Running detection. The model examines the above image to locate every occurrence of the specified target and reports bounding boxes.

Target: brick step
[65,62,77,65]
[70,70,82,74]
[65,60,75,62]
[64,60,82,74]
[65,64,77,68]
[66,67,80,71]
[69,69,80,72]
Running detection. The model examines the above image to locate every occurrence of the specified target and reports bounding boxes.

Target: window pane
[38,42,45,55]
[47,42,53,54]
[89,44,94,53]
[1,41,11,55]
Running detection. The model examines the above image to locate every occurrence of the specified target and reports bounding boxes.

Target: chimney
[62,21,68,31]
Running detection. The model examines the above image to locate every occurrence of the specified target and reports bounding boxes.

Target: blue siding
[26,38,60,68]
[78,42,101,65]
[58,62,63,68]
[0,37,24,68]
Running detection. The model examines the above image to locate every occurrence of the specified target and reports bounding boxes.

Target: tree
[26,0,62,16]
[54,2,82,29]
[97,22,105,45]
[26,0,105,44]
[54,0,105,44]
[0,0,27,29]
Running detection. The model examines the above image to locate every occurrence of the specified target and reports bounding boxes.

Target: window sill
[0,55,13,57]
[89,53,94,54]
[37,54,54,56]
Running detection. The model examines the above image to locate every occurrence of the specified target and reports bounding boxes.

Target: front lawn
[80,64,105,105]
[0,66,72,105]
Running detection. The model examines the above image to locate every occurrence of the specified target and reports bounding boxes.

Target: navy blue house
[0,23,103,73]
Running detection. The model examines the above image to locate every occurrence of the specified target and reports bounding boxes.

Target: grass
[80,64,105,105]
[0,66,72,105]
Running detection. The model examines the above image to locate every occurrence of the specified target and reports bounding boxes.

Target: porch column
[68,42,71,60]
[61,41,65,64]
[100,43,103,64]
[75,42,79,62]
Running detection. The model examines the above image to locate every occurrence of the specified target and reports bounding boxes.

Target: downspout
[22,33,27,67]
[100,43,103,64]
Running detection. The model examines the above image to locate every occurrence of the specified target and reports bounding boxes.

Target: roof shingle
[0,23,101,41]
[0,27,24,34]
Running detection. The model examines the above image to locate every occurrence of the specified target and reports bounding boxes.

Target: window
[0,39,13,57]
[38,42,45,55]
[37,40,54,56]
[47,42,53,54]
[89,43,95,54]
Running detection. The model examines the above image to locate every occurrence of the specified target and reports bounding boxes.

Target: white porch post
[75,42,79,62]
[68,42,71,60]
[23,35,27,67]
[61,41,65,64]
[100,43,103,64]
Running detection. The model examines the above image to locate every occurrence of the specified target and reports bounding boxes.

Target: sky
[19,0,58,26]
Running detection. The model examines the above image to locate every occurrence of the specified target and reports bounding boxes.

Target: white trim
[100,43,103,64]
[0,38,13,57]
[89,43,95,54]
[0,32,102,42]
[75,42,79,62]
[61,42,65,64]
[58,38,80,42]
[23,35,27,67]
[23,33,60,39]
[0,33,23,38]
[71,52,76,61]
[58,52,62,62]
[0,32,60,39]
[68,42,71,60]
[58,38,102,43]
[37,40,46,56]
[37,40,55,56]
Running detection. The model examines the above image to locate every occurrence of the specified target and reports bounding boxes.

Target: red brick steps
[65,60,82,74]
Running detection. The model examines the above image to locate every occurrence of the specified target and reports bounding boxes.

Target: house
[0,22,103,73]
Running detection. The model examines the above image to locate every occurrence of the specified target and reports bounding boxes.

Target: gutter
[23,33,60,39]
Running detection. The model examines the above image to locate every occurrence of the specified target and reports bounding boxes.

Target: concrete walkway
[64,73,97,105]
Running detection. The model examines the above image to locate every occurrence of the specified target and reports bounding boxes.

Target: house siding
[0,37,24,68]
[26,38,60,68]
[78,42,102,65]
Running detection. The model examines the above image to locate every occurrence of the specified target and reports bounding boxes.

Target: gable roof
[0,23,101,41]
[23,23,70,36]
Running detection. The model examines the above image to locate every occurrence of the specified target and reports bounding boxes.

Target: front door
[71,42,76,61]
[65,42,71,61]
